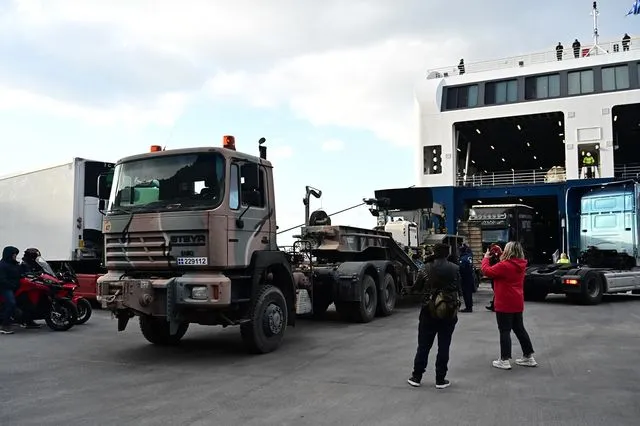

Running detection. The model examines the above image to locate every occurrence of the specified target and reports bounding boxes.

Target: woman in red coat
[481,241,537,370]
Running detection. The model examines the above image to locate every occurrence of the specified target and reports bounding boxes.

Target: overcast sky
[0,0,636,244]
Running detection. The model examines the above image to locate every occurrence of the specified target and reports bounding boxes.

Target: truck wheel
[376,273,396,317]
[580,274,604,305]
[139,316,188,346]
[241,285,288,354]
[311,288,332,319]
[349,274,378,323]
[524,288,548,302]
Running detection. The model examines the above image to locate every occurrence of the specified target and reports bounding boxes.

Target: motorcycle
[0,261,78,331]
[54,264,93,325]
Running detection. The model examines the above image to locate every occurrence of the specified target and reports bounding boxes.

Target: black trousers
[461,279,473,309]
[496,312,534,360]
[412,306,458,381]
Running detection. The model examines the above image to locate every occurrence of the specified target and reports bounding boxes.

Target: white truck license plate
[176,257,208,265]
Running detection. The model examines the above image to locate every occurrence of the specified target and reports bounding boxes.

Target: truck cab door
[227,161,272,268]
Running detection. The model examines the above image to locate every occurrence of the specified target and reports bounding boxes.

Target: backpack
[424,262,461,319]
[428,290,460,319]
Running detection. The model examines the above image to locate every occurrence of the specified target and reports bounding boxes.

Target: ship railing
[456,168,566,187]
[614,163,640,179]
[427,37,640,79]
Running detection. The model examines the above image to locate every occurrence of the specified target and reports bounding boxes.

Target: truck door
[227,161,273,267]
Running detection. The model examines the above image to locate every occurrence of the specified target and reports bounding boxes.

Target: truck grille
[105,232,171,264]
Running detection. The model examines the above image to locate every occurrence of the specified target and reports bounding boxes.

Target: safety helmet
[23,247,41,263]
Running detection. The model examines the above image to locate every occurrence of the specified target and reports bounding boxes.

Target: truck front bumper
[97,271,232,315]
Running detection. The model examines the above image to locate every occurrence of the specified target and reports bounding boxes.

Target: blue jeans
[412,306,458,381]
[0,289,17,327]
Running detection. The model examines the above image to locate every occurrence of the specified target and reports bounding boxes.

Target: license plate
[177,257,208,265]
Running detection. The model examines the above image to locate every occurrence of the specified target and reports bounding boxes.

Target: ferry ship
[414,4,640,264]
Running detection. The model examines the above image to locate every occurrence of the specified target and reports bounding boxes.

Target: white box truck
[0,158,114,300]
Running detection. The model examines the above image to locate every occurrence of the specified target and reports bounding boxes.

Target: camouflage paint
[97,146,278,314]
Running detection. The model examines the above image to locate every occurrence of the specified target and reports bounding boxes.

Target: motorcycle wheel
[45,299,78,331]
[75,298,93,325]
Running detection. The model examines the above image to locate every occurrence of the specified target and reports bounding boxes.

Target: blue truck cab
[524,181,640,305]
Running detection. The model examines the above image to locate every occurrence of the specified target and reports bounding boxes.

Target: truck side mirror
[97,171,114,200]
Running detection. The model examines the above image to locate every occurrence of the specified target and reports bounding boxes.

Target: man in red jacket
[481,241,537,370]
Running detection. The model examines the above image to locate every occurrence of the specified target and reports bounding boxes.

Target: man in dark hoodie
[0,246,21,334]
[407,243,462,389]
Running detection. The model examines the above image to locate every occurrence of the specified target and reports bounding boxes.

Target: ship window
[423,145,442,175]
[568,70,594,95]
[485,79,517,105]
[446,84,478,109]
[602,65,629,91]
[525,74,560,99]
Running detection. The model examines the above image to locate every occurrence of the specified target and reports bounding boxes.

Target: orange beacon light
[222,135,236,150]
[150,145,162,152]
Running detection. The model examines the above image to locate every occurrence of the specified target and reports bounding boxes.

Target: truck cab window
[240,163,266,208]
[229,164,240,210]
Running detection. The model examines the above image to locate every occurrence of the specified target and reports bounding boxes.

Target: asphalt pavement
[1,287,640,426]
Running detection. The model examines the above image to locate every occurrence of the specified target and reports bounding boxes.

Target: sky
[0,0,637,246]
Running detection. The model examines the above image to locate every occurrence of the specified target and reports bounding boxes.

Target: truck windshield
[107,152,225,213]
[481,229,509,244]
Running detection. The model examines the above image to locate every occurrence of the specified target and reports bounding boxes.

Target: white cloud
[0,86,190,126]
[206,37,468,147]
[321,139,345,152]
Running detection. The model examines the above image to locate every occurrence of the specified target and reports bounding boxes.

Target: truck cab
[96,137,296,353]
[468,204,536,261]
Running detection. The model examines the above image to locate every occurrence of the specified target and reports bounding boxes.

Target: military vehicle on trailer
[96,137,428,354]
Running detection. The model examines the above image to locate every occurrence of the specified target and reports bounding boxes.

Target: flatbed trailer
[524,180,640,304]
[287,221,420,322]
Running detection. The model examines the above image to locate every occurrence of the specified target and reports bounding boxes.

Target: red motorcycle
[0,261,78,331]
[55,264,93,325]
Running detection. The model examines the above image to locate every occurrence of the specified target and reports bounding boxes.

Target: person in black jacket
[407,243,462,389]
[0,246,21,334]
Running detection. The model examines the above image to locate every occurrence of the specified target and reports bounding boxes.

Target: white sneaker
[515,356,538,367]
[492,359,512,370]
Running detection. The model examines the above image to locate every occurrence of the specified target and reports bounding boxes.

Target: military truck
[96,137,424,354]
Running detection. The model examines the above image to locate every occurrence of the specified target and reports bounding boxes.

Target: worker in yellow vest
[557,253,570,264]
[581,152,599,179]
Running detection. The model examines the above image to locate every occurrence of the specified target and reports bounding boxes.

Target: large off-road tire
[376,273,396,317]
[139,315,189,346]
[311,287,332,319]
[578,273,604,305]
[45,299,78,331]
[240,285,288,354]
[75,298,93,325]
[348,274,378,323]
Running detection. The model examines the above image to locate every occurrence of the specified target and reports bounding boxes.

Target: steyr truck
[524,180,640,304]
[96,137,426,354]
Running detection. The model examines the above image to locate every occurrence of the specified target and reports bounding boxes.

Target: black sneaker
[485,304,494,311]
[460,308,472,313]
[435,379,451,389]
[407,375,421,387]
[0,327,14,335]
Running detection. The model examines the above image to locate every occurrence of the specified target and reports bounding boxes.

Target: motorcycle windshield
[36,256,56,276]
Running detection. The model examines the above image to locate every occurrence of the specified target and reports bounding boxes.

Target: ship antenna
[588,1,608,56]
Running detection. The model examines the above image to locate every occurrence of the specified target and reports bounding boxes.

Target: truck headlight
[191,286,208,300]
